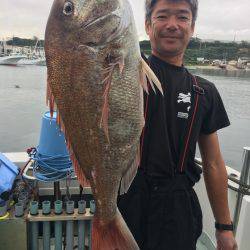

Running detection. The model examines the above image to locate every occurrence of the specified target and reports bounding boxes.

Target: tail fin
[92,210,139,250]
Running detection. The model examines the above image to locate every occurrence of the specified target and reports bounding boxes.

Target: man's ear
[191,23,195,36]
[145,20,151,35]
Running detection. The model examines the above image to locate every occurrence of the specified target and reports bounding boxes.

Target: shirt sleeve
[201,83,230,135]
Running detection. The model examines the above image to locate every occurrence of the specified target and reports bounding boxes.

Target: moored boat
[18,56,46,66]
[0,53,27,66]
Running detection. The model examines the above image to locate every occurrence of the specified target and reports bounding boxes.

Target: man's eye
[157,15,167,19]
[179,16,189,21]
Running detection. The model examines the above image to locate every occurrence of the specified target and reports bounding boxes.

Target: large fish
[45,0,162,249]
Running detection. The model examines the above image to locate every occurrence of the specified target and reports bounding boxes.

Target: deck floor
[197,239,209,250]
[197,232,216,250]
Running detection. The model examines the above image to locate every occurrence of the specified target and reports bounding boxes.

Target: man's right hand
[216,230,238,250]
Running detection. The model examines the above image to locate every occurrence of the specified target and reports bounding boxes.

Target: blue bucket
[37,111,69,157]
[33,111,73,182]
[0,153,20,198]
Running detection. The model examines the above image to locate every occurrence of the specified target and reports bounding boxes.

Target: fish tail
[92,209,139,250]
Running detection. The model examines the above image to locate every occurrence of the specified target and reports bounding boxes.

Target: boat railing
[195,147,250,235]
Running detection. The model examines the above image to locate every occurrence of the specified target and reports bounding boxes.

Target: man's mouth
[161,36,180,39]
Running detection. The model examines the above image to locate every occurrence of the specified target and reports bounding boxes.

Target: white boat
[0,53,27,66]
[18,56,46,66]
[0,148,250,250]
[36,58,46,66]
[0,39,27,66]
[18,39,46,66]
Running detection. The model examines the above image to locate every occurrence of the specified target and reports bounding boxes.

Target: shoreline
[186,65,249,71]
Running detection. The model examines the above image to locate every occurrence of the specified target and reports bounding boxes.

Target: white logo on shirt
[177,92,191,119]
[177,92,191,104]
[177,112,189,119]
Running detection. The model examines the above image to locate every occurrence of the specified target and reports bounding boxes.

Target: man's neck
[152,51,184,67]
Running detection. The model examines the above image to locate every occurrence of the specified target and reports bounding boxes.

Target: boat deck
[1,152,250,250]
[197,241,208,250]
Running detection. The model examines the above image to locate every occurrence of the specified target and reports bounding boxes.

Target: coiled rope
[30,148,74,182]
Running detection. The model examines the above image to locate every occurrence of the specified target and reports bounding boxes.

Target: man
[118,0,238,249]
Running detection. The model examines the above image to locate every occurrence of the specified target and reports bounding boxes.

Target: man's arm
[198,132,231,224]
[198,132,237,250]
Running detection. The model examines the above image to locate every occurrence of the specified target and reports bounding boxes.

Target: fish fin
[69,148,90,187]
[119,145,140,195]
[138,61,149,94]
[100,69,113,144]
[46,82,56,117]
[100,56,124,143]
[139,57,164,95]
[57,110,90,187]
[118,56,125,74]
[92,210,139,250]
[46,84,89,186]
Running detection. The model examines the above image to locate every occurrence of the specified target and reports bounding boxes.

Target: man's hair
[145,0,198,24]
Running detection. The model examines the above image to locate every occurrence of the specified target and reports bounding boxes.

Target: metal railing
[195,147,250,235]
[232,147,250,234]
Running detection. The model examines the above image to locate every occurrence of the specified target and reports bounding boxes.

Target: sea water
[0,65,249,171]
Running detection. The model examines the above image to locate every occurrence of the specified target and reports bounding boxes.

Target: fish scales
[45,0,163,249]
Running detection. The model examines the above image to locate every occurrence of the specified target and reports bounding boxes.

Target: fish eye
[63,2,74,16]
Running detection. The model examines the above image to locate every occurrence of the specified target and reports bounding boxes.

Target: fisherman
[118,0,238,249]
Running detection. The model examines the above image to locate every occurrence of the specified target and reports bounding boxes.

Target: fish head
[45,0,131,52]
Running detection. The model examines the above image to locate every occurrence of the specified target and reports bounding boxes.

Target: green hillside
[140,38,250,65]
[2,37,250,66]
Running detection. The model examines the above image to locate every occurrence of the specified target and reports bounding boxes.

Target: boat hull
[18,58,46,66]
[0,55,27,66]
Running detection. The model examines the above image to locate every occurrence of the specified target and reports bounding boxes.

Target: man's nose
[165,15,178,30]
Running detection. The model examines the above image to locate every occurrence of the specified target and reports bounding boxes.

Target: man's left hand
[216,230,238,250]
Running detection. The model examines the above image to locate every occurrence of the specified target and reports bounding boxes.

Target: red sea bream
[45,0,162,249]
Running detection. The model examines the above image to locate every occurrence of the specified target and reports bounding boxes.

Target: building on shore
[237,57,250,69]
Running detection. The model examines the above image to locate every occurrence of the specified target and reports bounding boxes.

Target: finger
[216,242,222,250]
[234,244,238,250]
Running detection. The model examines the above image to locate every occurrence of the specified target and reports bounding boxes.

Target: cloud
[131,0,250,41]
[1,0,250,41]
[194,0,250,41]
[1,0,53,39]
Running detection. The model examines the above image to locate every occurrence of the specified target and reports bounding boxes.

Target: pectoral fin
[139,57,164,95]
[100,55,125,143]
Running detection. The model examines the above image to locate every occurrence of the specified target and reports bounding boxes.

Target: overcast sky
[1,0,250,41]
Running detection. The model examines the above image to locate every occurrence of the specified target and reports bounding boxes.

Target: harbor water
[0,65,249,172]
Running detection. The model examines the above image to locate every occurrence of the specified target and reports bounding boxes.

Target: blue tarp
[0,153,20,197]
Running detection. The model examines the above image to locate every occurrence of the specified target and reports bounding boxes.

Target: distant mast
[233,31,237,43]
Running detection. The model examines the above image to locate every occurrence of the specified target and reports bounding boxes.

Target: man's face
[146,0,195,58]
